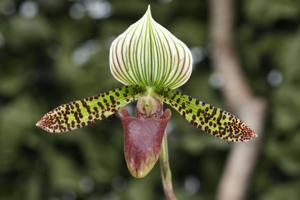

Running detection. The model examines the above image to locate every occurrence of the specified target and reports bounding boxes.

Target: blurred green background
[1,0,300,199]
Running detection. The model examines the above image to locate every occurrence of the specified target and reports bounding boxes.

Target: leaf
[36,85,144,133]
[158,89,256,142]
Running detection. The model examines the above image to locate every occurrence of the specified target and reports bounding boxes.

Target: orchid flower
[36,6,256,182]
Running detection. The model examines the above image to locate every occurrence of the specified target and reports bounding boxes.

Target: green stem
[160,133,177,200]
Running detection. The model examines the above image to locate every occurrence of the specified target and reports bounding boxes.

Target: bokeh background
[1,0,300,199]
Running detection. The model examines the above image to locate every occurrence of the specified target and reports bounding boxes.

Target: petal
[119,108,171,178]
[109,5,193,89]
[158,89,256,142]
[36,86,144,133]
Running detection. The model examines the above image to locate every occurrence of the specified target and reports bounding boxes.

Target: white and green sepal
[110,6,193,90]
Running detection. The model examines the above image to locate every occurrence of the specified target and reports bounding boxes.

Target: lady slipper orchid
[36,6,256,181]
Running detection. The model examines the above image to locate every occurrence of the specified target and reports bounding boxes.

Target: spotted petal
[158,89,256,142]
[110,6,193,89]
[36,86,144,133]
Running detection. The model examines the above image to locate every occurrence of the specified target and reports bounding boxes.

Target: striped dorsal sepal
[36,86,144,133]
[158,89,256,142]
[109,6,192,90]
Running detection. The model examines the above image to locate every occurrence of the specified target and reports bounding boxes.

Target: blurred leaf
[170,18,207,46]
[261,182,300,200]
[245,0,300,25]
[5,16,53,49]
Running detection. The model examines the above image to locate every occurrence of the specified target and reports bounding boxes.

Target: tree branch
[209,0,267,199]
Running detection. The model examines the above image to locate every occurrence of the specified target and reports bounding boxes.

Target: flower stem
[160,133,177,200]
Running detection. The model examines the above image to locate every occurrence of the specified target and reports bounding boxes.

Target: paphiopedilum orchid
[36,5,255,187]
